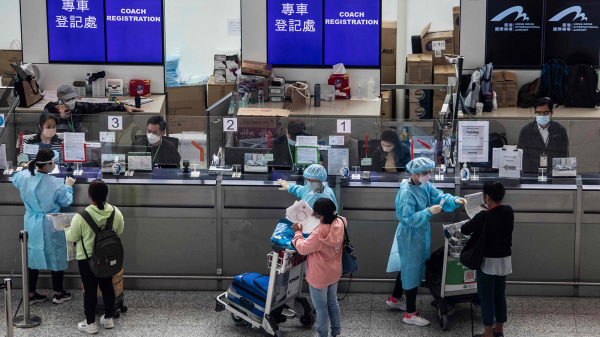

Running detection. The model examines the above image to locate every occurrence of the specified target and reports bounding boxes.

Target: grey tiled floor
[1,289,599,336]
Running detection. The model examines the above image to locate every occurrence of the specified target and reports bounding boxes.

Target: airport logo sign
[549,6,598,32]
[549,6,588,22]
[490,6,540,32]
[491,6,530,22]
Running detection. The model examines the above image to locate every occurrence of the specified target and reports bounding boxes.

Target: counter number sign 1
[108,116,123,130]
[224,118,238,132]
[337,119,351,134]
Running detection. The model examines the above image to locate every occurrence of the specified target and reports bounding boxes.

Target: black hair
[28,148,55,176]
[313,198,338,225]
[533,97,553,112]
[37,113,58,135]
[88,179,109,210]
[287,118,306,141]
[483,181,505,202]
[380,128,405,163]
[147,115,167,132]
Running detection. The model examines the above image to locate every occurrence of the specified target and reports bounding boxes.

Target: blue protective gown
[386,180,460,290]
[288,184,338,210]
[12,170,73,271]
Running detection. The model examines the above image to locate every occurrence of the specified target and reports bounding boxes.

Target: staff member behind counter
[20,113,64,166]
[517,98,569,173]
[45,85,144,133]
[131,116,181,168]
[273,118,324,167]
[372,128,411,172]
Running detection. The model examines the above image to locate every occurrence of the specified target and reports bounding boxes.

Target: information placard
[458,121,489,163]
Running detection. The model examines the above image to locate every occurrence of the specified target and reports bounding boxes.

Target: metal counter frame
[1,175,599,297]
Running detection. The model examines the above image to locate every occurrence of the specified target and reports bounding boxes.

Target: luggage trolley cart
[424,221,478,331]
[216,246,316,336]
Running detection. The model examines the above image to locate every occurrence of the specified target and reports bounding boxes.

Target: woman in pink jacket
[292,198,346,337]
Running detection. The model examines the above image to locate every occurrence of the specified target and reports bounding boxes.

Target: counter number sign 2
[224,118,238,132]
[108,116,123,130]
[337,120,351,134]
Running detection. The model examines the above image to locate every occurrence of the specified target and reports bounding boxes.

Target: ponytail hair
[313,198,338,225]
[88,179,108,210]
[29,149,55,176]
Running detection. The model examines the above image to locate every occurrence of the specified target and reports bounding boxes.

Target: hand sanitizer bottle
[367,77,376,99]
[357,83,364,99]
[460,163,470,181]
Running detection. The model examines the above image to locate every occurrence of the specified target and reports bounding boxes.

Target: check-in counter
[1,170,592,296]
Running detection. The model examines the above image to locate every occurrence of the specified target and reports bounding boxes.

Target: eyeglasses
[534,111,552,116]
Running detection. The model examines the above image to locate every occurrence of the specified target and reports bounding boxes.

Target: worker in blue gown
[277,164,338,210]
[12,149,76,305]
[385,157,466,327]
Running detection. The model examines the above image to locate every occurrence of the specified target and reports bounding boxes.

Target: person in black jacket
[131,116,181,168]
[272,118,323,167]
[461,181,513,337]
[517,97,568,173]
[372,129,411,172]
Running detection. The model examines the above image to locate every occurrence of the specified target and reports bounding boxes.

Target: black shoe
[29,292,48,304]
[52,290,72,304]
[494,333,504,337]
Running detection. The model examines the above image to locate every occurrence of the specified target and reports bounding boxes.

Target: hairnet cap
[303,164,327,182]
[406,157,435,174]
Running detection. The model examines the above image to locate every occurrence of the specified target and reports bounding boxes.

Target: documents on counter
[465,192,486,219]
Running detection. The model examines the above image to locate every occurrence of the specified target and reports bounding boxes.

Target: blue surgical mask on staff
[305,180,321,191]
[536,116,551,126]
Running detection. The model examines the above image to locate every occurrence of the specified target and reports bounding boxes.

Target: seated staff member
[372,129,411,172]
[44,85,144,133]
[20,113,63,166]
[131,115,181,168]
[272,118,324,166]
[517,97,568,173]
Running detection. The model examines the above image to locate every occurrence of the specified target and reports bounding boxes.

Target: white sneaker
[403,312,430,327]
[100,315,115,329]
[386,296,407,311]
[78,320,99,334]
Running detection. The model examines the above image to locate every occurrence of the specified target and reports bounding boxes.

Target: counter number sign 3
[337,120,351,134]
[224,118,238,132]
[108,116,123,131]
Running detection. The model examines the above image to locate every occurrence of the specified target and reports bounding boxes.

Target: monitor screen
[47,0,164,64]
[485,0,544,68]
[324,0,380,66]
[267,0,380,67]
[544,0,600,66]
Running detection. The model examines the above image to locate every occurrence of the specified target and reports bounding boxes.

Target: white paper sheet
[329,136,345,146]
[327,148,349,176]
[0,144,7,170]
[493,148,523,169]
[128,155,152,171]
[286,200,321,235]
[458,121,489,163]
[296,136,318,147]
[296,147,318,164]
[63,133,86,162]
[499,150,521,179]
[100,132,115,143]
[465,192,486,219]
[23,144,39,155]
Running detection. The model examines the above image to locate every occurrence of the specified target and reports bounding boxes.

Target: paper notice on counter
[296,146,319,165]
[499,150,521,179]
[296,136,318,147]
[493,148,523,169]
[0,144,7,170]
[465,192,486,219]
[63,133,86,162]
[128,153,152,171]
[458,121,489,163]
[327,148,349,176]
[100,132,116,143]
[286,200,321,235]
[329,135,345,146]
[23,144,39,155]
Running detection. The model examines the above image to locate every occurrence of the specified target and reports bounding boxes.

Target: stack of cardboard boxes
[406,7,460,119]
[381,21,397,85]
[167,84,207,134]
[214,50,239,83]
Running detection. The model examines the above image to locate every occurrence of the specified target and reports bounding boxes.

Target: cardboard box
[421,23,454,65]
[381,90,393,119]
[1,75,13,87]
[241,61,273,77]
[213,69,226,83]
[492,71,518,108]
[453,7,460,55]
[207,75,235,108]
[381,65,396,84]
[214,51,227,70]
[168,115,207,134]
[226,68,238,83]
[432,98,445,119]
[408,89,431,103]
[381,21,397,66]
[237,116,279,140]
[226,51,239,69]
[406,54,433,84]
[167,84,207,117]
[409,102,431,119]
[433,65,455,99]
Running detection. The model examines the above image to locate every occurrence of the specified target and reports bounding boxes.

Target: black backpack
[540,59,569,106]
[79,209,124,278]
[518,78,543,108]
[564,64,600,108]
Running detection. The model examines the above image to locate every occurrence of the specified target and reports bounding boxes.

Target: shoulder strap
[106,209,116,231]
[78,210,100,234]
[340,216,350,244]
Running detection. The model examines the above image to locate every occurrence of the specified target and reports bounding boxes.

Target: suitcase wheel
[299,312,315,328]
[231,313,249,326]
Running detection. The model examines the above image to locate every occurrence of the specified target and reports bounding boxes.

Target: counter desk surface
[459,105,600,120]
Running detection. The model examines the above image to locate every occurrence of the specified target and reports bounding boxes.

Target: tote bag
[460,212,488,270]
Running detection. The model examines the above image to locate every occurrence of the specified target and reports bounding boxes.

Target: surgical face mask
[288,138,296,146]
[418,174,431,184]
[64,99,76,111]
[42,128,56,138]
[536,115,551,126]
[147,133,161,144]
[305,180,321,191]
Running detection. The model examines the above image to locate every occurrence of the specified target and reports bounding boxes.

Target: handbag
[460,212,488,270]
[284,82,309,112]
[341,218,358,274]
[14,75,42,108]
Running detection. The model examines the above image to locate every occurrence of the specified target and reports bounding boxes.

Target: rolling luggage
[226,272,269,319]
[82,269,128,318]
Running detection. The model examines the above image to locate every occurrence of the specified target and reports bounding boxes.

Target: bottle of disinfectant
[460,163,470,181]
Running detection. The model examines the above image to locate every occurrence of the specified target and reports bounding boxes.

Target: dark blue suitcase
[226,272,270,319]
